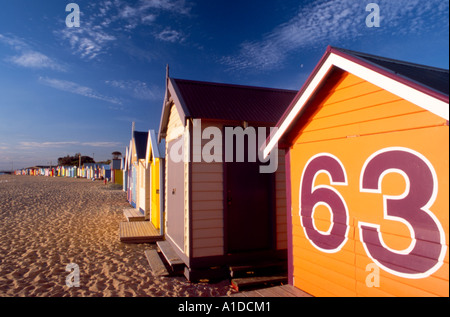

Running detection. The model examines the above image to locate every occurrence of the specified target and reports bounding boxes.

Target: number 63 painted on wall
[299,147,447,279]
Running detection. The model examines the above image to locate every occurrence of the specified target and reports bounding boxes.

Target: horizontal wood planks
[144,249,169,277]
[230,284,312,297]
[231,276,288,292]
[157,241,185,268]
[289,70,449,297]
[123,208,145,222]
[119,221,163,243]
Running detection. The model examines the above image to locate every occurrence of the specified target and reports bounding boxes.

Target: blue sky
[0,0,448,171]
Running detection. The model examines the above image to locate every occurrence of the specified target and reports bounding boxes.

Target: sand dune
[0,175,234,297]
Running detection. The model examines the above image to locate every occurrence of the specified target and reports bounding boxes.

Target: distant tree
[112,151,122,159]
[96,160,112,165]
[57,153,95,166]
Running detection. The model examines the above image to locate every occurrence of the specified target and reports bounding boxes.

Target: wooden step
[144,249,169,277]
[229,260,286,278]
[229,284,313,297]
[123,208,145,222]
[156,241,184,270]
[119,221,163,244]
[231,275,288,292]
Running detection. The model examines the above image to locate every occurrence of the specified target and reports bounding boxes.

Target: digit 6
[300,153,349,253]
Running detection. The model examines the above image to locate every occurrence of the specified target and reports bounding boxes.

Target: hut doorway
[131,165,137,208]
[166,136,185,250]
[224,134,274,254]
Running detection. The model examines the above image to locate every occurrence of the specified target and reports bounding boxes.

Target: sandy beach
[0,175,235,297]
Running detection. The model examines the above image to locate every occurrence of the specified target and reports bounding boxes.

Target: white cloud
[8,52,66,71]
[39,77,122,105]
[221,0,449,71]
[105,79,161,100]
[155,29,184,43]
[56,0,191,60]
[0,34,28,51]
[122,0,192,17]
[82,141,122,147]
[18,141,121,149]
[0,34,66,71]
[58,22,117,60]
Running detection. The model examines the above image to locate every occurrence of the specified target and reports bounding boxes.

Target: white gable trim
[145,130,152,169]
[127,140,133,169]
[145,130,164,169]
[263,53,449,158]
[263,57,334,158]
[123,146,129,172]
[331,53,449,120]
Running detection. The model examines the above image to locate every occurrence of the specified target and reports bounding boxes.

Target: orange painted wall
[289,70,449,297]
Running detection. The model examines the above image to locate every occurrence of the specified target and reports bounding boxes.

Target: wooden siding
[191,122,224,258]
[289,71,449,297]
[275,149,287,250]
[164,104,289,260]
[166,102,184,143]
[190,120,288,258]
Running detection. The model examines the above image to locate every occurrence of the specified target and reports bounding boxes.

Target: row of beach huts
[120,47,449,297]
[15,162,123,184]
[19,46,450,297]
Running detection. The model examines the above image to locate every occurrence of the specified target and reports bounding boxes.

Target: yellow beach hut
[264,46,449,297]
[145,129,165,235]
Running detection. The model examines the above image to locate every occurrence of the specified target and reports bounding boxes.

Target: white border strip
[263,58,334,158]
[331,54,449,121]
[263,53,449,158]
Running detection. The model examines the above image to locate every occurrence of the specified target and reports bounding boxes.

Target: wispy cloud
[8,52,66,71]
[115,0,191,21]
[18,141,121,149]
[56,0,192,60]
[105,79,162,100]
[38,77,122,105]
[58,19,117,60]
[221,0,449,71]
[155,28,184,43]
[0,34,66,71]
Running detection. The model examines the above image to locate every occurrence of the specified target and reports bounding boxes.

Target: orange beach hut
[264,46,449,297]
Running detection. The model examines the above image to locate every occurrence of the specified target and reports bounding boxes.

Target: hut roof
[333,47,449,97]
[158,77,297,141]
[263,46,449,157]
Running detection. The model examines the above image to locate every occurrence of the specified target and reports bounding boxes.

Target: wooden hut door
[131,165,137,207]
[166,137,185,250]
[225,133,274,254]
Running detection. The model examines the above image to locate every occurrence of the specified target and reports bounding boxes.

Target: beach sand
[0,175,235,297]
